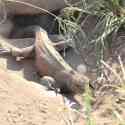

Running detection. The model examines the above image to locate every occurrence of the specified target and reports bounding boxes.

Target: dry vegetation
[58,0,125,125]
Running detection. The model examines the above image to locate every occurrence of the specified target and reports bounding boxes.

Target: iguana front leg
[0,44,35,61]
[0,39,68,60]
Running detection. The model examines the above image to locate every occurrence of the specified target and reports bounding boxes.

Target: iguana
[0,26,89,94]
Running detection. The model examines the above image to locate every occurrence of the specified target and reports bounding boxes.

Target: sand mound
[0,69,84,125]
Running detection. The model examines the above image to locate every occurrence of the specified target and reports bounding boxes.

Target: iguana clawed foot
[0,44,35,61]
[0,48,11,54]
[0,47,24,61]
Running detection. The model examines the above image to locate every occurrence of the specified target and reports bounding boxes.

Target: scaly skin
[0,26,89,94]
[35,28,89,93]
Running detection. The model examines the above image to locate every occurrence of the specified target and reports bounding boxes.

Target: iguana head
[57,70,89,94]
[70,70,90,94]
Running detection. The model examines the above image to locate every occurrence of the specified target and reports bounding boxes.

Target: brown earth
[0,68,86,125]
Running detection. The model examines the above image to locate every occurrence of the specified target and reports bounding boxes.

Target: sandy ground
[0,36,85,125]
[0,68,85,125]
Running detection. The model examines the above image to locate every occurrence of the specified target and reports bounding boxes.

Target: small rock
[77,64,87,74]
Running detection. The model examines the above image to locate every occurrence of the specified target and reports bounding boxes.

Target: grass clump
[58,0,125,76]
[58,1,125,124]
[83,84,96,125]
